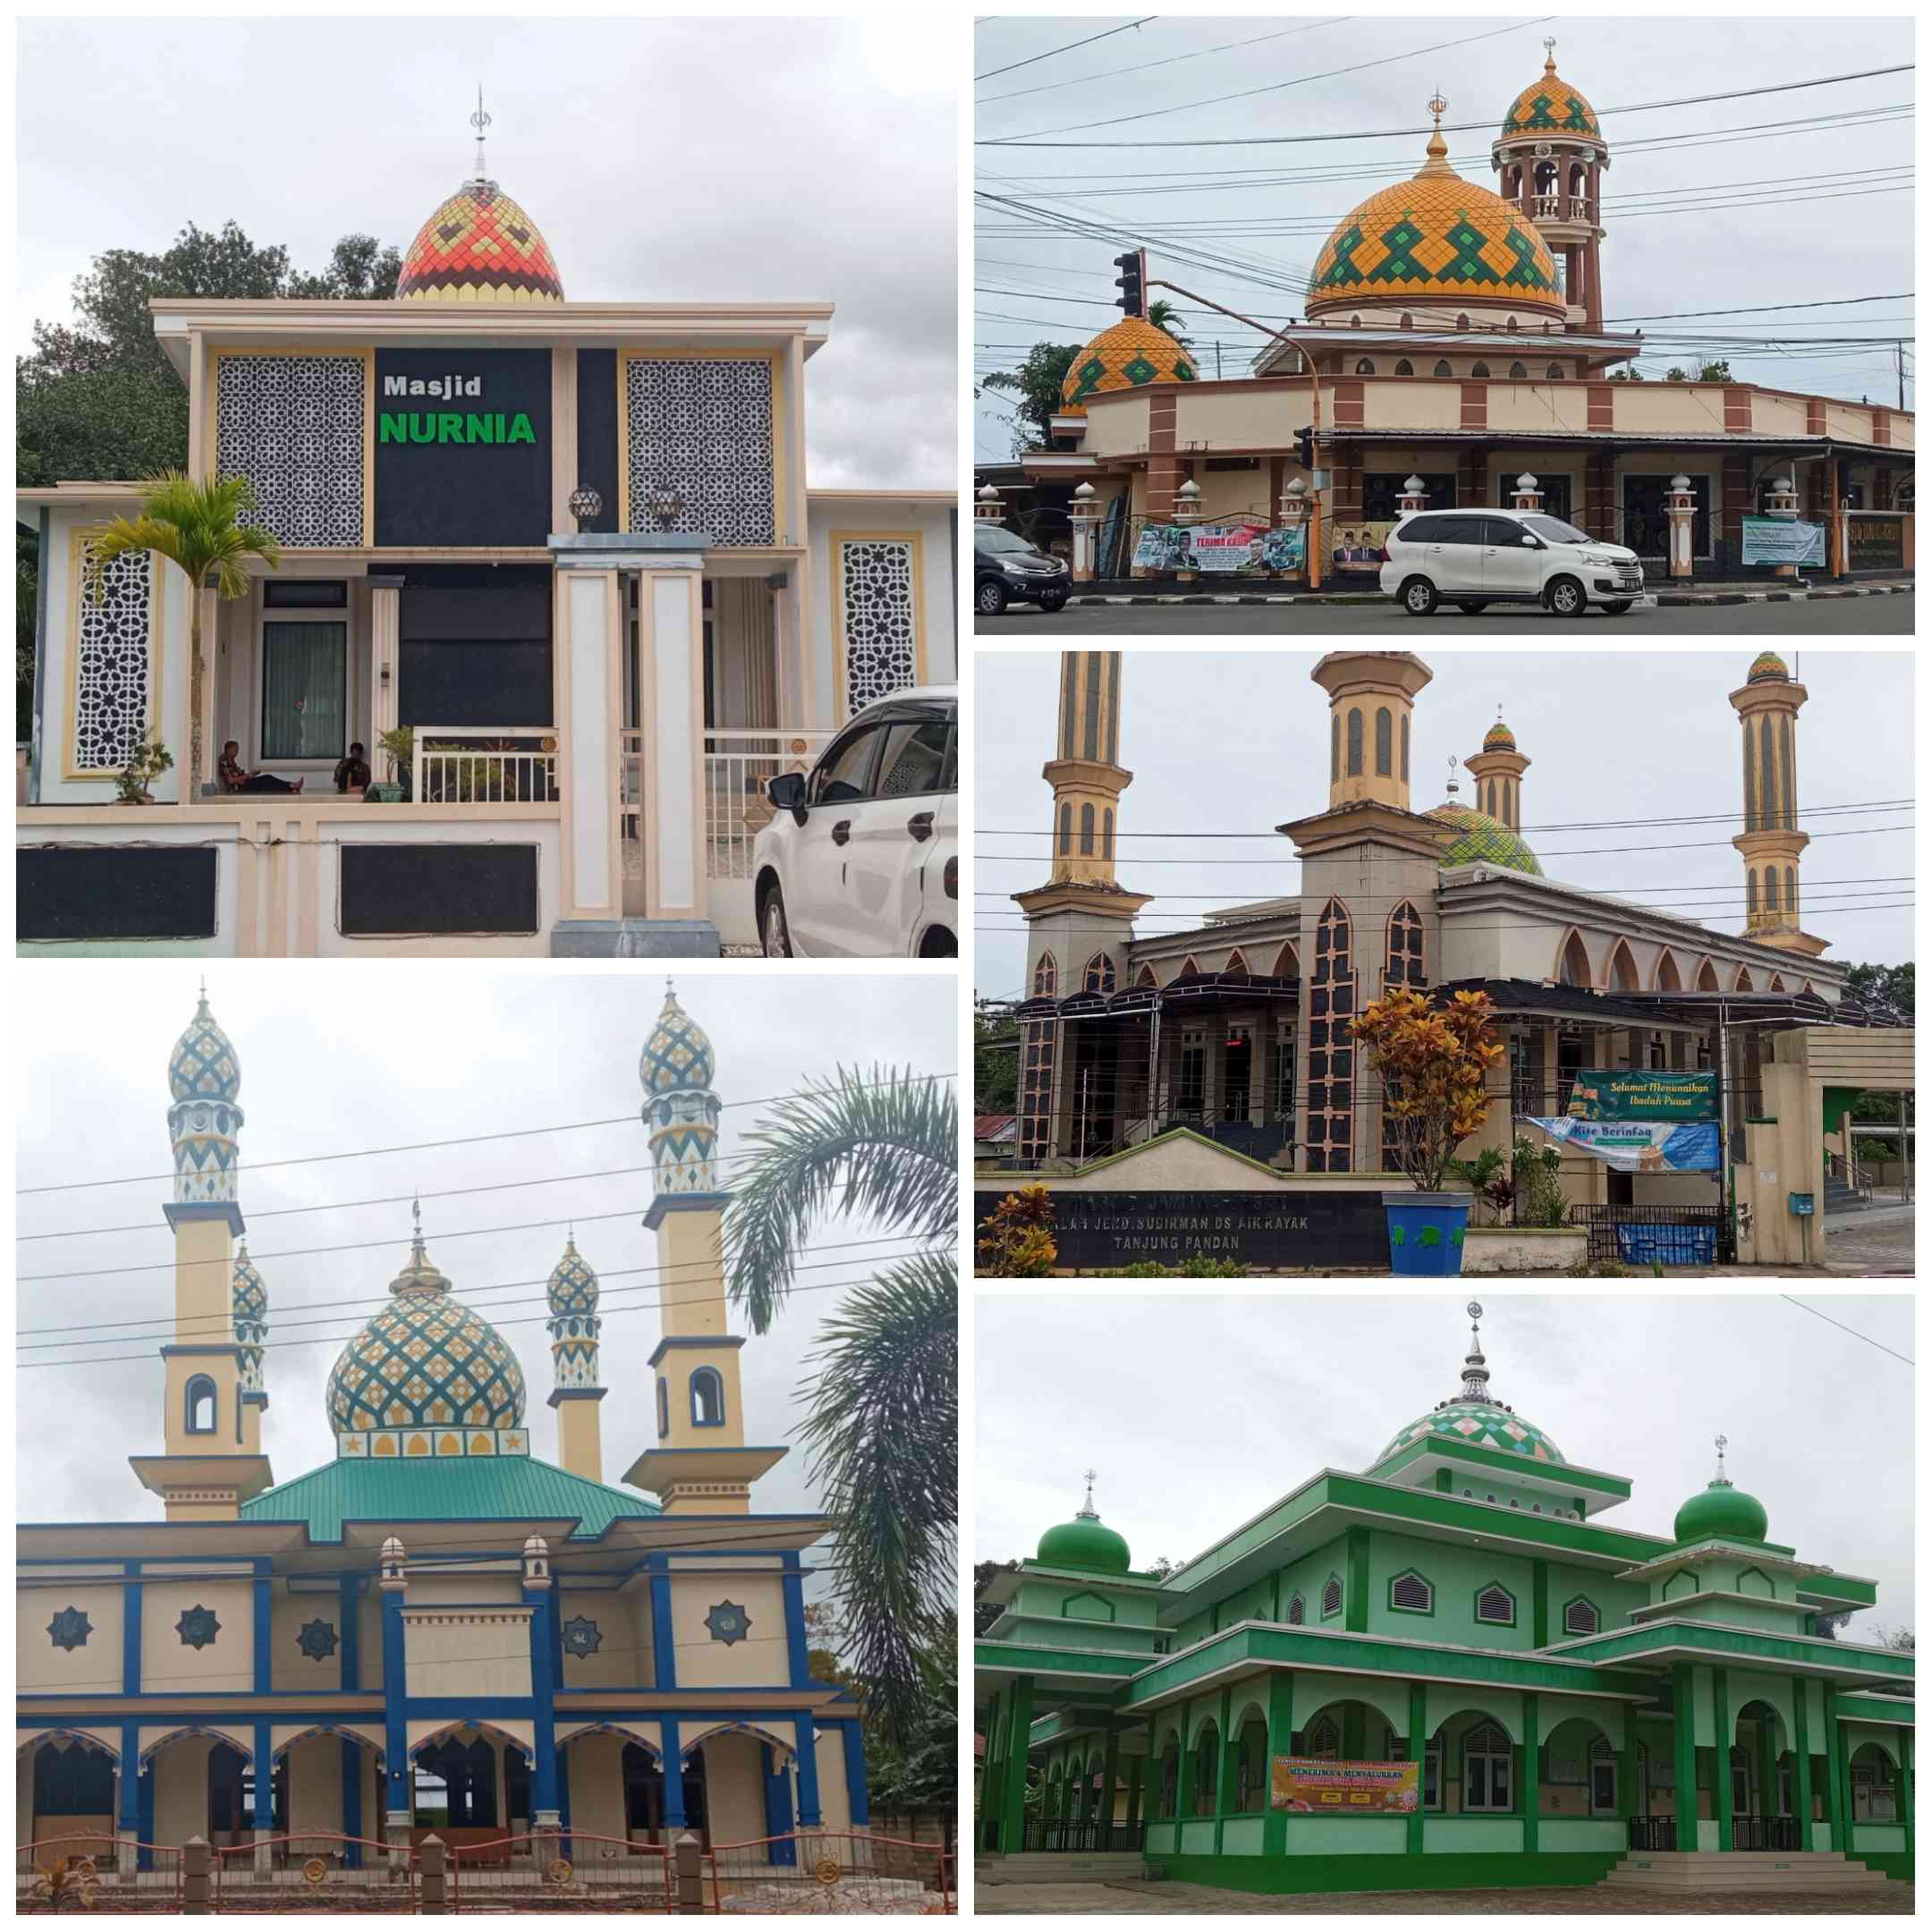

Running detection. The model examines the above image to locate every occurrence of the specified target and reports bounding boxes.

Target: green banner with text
[1564,1069,1717,1122]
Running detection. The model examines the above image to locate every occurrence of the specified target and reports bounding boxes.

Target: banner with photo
[1564,1069,1717,1122]
[1129,521,1306,576]
[1271,1758,1419,1815]
[1524,1117,1722,1174]
[1741,516,1826,567]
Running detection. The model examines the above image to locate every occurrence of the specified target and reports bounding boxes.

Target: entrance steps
[1602,1851,1894,1892]
[975,1852,1148,1887]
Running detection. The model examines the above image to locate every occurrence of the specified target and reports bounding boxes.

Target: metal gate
[1568,1202,1731,1267]
[448,1832,674,1912]
[704,1830,955,1913]
[18,1837,183,1913]
[212,1835,412,1911]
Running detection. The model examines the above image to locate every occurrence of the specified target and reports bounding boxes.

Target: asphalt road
[979,596,1912,638]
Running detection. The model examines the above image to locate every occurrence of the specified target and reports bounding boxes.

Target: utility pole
[1898,341,1907,413]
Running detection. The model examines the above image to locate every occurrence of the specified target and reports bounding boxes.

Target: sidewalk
[1067,579,1914,607]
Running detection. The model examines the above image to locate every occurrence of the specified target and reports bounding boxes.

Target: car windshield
[976,527,1038,556]
[1524,515,1593,546]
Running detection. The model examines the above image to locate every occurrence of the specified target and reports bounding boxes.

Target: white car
[753,686,958,958]
[1380,506,1646,617]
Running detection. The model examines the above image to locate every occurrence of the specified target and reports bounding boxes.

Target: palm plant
[1147,297,1192,347]
[87,471,280,804]
[724,1066,957,1744]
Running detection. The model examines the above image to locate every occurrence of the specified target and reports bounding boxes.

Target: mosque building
[1004,43,1913,583]
[18,104,954,957]
[974,1306,1913,1896]
[989,651,1913,1271]
[17,986,869,1894]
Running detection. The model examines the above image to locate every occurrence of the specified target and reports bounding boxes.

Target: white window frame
[1589,1740,1618,1816]
[258,586,352,771]
[1462,1726,1513,1812]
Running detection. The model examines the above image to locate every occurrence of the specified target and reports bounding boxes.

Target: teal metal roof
[240,1455,664,1542]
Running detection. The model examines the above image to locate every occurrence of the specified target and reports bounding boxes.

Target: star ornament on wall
[297,1618,339,1662]
[561,1616,603,1660]
[176,1605,222,1650]
[705,1601,751,1647]
[48,1606,93,1652]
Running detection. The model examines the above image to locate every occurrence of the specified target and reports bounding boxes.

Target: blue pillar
[842,1719,870,1826]
[557,1742,572,1836]
[342,1737,362,1862]
[649,1556,676,1688]
[794,1718,823,1828]
[253,1721,275,1837]
[338,1575,360,1690]
[381,1589,410,1822]
[661,1719,688,1829]
[118,1722,142,1837]
[783,1556,811,1687]
[123,1565,143,1694]
[524,1585,559,1820]
[137,1758,155,1869]
[253,1566,273,1694]
[762,1743,797,1862]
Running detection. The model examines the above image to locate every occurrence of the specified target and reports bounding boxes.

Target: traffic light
[1294,425,1315,473]
[1113,250,1146,318]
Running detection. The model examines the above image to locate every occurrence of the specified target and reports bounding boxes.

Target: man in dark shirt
[335,741,372,793]
[217,741,303,794]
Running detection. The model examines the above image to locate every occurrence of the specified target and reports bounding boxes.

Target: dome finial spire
[1713,1432,1731,1487]
[1419,90,1453,177]
[1079,1468,1099,1521]
[470,83,492,180]
[1460,1299,1492,1400]
[1543,35,1558,74]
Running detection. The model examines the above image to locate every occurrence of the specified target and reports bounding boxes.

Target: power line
[978,17,1349,107]
[1780,1296,1913,1367]
[15,1070,956,1198]
[1608,292,1914,323]
[974,16,1157,84]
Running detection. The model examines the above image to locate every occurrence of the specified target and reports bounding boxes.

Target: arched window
[1103,808,1114,860]
[690,1367,725,1427]
[1346,708,1363,776]
[1747,871,1758,918]
[656,1377,669,1437]
[1080,801,1095,855]
[1321,1574,1343,1619]
[1394,359,1414,377]
[1083,954,1116,994]
[1385,901,1426,990]
[1303,900,1355,1173]
[1057,802,1072,855]
[1192,1722,1220,1815]
[1390,1570,1433,1614]
[1759,716,1777,828]
[1238,1715,1269,1810]
[1158,1741,1181,1820]
[1400,712,1409,783]
[1508,360,1529,379]
[1285,1591,1305,1625]
[1457,313,1470,330]
[1607,942,1638,992]
[1330,712,1341,783]
[1780,715,1794,828]
[1785,866,1796,914]
[1375,706,1392,775]
[1545,363,1563,380]
[1557,930,1591,987]
[1765,868,1780,911]
[1433,360,1453,377]
[1476,1582,1516,1625]
[1734,966,1755,992]
[185,1376,217,1436]
[1223,949,1250,979]
[1654,949,1682,992]
[1741,722,1758,830]
[1471,361,1491,377]
[1271,942,1299,979]
[1306,1716,1342,1759]
[1135,963,1157,988]
[1485,778,1497,818]
[1355,358,1376,375]
[1697,959,1721,992]
[1769,973,1786,993]
[1033,953,1057,996]
[1462,1723,1513,1810]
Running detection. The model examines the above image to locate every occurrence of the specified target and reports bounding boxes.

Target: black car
[974,524,1071,616]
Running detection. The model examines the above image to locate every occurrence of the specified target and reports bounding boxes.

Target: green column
[1180,1694,1199,1825]
[1758,1705,1777,1831]
[1344,1526,1370,1634]
[1215,1687,1236,1852]
[1406,1680,1428,1856]
[1101,1726,1121,1836]
[1125,1753,1144,1832]
[1896,1726,1911,1837]
[997,1676,1035,1854]
[1263,1672,1293,1857]
[1713,1668,1733,1852]
[1618,1713,1639,1840]
[1824,1699,1847,1852]
[1521,1693,1540,1853]
[1673,1663,1699,1852]
[1792,1676,1815,1850]
[1532,1561,1549,1649]
[981,1692,1002,1838]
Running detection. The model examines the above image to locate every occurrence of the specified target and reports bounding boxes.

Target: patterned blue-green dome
[169,992,241,1103]
[1428,803,1544,877]
[547,1238,599,1318]
[233,1246,267,1322]
[1375,1306,1564,1466]
[640,984,716,1096]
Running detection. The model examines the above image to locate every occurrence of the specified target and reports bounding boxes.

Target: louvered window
[1563,1598,1600,1636]
[1306,1716,1341,1760]
[1390,1571,1432,1614]
[1320,1576,1343,1619]
[1476,1583,1516,1624]
[1285,1592,1304,1626]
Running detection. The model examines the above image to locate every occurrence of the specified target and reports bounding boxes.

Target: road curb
[1067,582,1914,610]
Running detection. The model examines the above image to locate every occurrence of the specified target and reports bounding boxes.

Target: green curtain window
[262,621,347,759]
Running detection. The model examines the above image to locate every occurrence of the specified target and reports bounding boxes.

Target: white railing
[411,726,558,805]
[703,729,834,884]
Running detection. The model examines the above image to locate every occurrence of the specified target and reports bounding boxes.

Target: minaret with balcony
[1493,39,1610,330]
[1730,653,1826,956]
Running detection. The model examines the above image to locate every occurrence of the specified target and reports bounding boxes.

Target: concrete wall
[668,1563,789,1688]
[805,502,956,729]
[20,1579,126,1692]
[141,1578,254,1694]
[704,1729,770,1843]
[566,1730,631,1842]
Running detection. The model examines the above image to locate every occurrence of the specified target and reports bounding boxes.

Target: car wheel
[1038,590,1068,613]
[1455,602,1489,614]
[1400,577,1439,617]
[1601,599,1634,615]
[976,579,1008,617]
[1546,575,1587,617]
[760,886,794,958]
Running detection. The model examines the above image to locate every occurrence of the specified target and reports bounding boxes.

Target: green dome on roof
[1481,720,1517,752]
[1037,1477,1131,1574]
[1674,1442,1768,1542]
[1747,652,1791,684]
[1427,803,1544,877]
[1377,1303,1565,1467]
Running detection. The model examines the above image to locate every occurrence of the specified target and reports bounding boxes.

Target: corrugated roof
[240,1455,664,1542]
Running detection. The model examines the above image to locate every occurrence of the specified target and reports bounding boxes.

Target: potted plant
[1351,987,1503,1277]
[372,725,413,802]
[114,726,174,805]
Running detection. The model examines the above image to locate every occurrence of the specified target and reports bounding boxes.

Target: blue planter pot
[1382,1191,1470,1277]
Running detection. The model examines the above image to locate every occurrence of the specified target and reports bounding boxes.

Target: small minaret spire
[1713,1433,1731,1487]
[1078,1469,1099,1521]
[547,1233,606,1482]
[1459,1300,1491,1401]
[470,84,492,179]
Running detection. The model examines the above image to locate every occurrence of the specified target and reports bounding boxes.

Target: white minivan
[752,687,958,958]
[1380,506,1647,617]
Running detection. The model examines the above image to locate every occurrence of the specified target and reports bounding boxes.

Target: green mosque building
[974,1308,1912,1898]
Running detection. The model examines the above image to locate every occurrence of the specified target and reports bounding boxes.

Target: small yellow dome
[1502,48,1602,141]
[1061,316,1199,416]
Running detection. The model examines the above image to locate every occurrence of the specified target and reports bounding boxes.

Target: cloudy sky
[973,15,1914,458]
[977,1292,1915,1643]
[16,15,957,488]
[972,648,1914,997]
[15,967,955,1620]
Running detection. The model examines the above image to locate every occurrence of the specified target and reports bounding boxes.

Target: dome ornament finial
[1543,35,1558,73]
[1078,1468,1099,1521]
[1459,1300,1492,1401]
[1419,91,1453,177]
[1713,1431,1731,1487]
[469,83,492,180]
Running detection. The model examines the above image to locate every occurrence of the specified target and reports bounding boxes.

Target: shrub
[115,725,174,804]
[1351,988,1504,1191]
[976,1185,1057,1277]
[1512,1134,1570,1229]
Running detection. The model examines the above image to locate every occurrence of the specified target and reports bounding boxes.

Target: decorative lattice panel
[216,354,366,547]
[837,538,919,716]
[72,536,152,772]
[623,357,775,546]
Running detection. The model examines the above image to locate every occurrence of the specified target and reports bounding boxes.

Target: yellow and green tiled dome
[1482,719,1518,752]
[640,984,716,1096]
[1060,316,1199,416]
[326,1211,529,1460]
[1308,112,1563,318]
[1747,651,1791,683]
[1428,803,1544,876]
[397,177,564,304]
[1502,48,1602,140]
[1377,1307,1564,1465]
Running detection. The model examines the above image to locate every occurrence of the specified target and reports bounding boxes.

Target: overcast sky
[972,648,1914,997]
[16,15,956,489]
[977,1292,1915,1643]
[973,15,1914,458]
[15,968,955,1620]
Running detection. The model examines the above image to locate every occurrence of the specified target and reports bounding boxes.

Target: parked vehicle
[753,687,957,958]
[975,524,1071,615]
[1380,507,1646,617]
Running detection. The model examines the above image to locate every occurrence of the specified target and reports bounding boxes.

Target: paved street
[977,1879,1911,1914]
[979,594,1912,637]
[1818,1204,1916,1276]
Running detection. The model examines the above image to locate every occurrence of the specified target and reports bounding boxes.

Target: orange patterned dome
[397,177,564,304]
[1060,315,1199,416]
[1502,47,1603,142]
[1308,109,1563,319]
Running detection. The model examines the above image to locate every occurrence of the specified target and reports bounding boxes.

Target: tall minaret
[1463,713,1529,830]
[1312,652,1432,811]
[1493,39,1610,331]
[233,1244,269,1455]
[622,984,783,1514]
[131,987,273,1519]
[1043,652,1130,889]
[547,1235,606,1481]
[1729,653,1825,955]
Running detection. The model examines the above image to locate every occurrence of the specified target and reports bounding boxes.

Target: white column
[1665,474,1698,580]
[639,569,707,921]
[559,568,623,919]
[368,579,402,774]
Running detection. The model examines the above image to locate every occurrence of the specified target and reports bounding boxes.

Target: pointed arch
[1032,951,1058,996]
[1769,973,1787,992]
[1134,962,1157,988]
[1653,947,1682,992]
[679,1719,797,1766]
[1733,965,1755,992]
[1801,979,1816,996]
[1554,927,1592,987]
[1223,947,1251,979]
[139,1724,254,1769]
[1385,899,1427,991]
[556,1720,661,1758]
[1271,941,1300,980]
[18,1728,119,1766]
[271,1724,386,1764]
[1176,954,1202,979]
[1694,956,1721,992]
[407,1719,530,1764]
[1606,938,1640,993]
[1083,953,1117,994]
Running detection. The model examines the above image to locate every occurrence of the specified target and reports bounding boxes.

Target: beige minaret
[622,986,783,1514]
[1312,652,1432,810]
[131,988,273,1520]
[1730,653,1826,956]
[1463,713,1530,829]
[1043,651,1132,887]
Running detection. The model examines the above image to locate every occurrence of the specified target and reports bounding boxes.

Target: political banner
[1271,1758,1419,1816]
[1129,523,1195,575]
[1260,525,1306,571]
[1563,1069,1717,1122]
[1191,521,1270,572]
[1129,521,1307,575]
[1741,516,1826,567]
[1523,1118,1722,1174]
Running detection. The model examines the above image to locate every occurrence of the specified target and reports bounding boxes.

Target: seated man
[335,741,372,793]
[217,741,303,794]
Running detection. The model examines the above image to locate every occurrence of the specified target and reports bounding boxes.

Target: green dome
[1428,803,1544,877]
[1674,1479,1768,1544]
[1747,651,1790,684]
[1037,1512,1131,1575]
